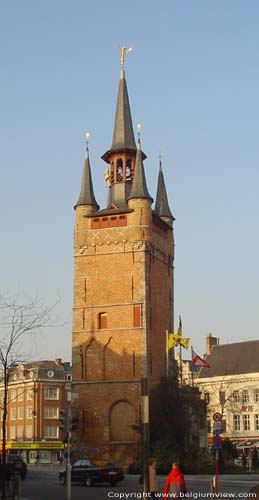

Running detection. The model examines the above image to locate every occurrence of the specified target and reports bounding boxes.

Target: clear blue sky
[1,1,259,361]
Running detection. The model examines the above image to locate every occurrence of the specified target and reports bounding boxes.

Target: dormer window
[126,159,132,181]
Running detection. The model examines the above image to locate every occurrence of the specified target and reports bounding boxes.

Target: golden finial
[120,45,133,68]
[85,131,90,148]
[137,123,142,140]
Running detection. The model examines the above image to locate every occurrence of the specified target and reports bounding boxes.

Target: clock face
[47,370,54,378]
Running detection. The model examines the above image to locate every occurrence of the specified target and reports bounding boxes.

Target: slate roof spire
[154,157,174,219]
[74,138,99,210]
[128,136,153,202]
[110,67,136,152]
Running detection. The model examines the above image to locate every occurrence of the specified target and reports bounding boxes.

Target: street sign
[213,421,223,434]
[213,412,222,422]
[213,434,222,448]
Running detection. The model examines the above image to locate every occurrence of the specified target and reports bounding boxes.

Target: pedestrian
[149,458,158,499]
[163,462,187,499]
[242,452,247,469]
[59,455,63,466]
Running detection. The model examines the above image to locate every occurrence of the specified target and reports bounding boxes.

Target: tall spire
[111,67,136,152]
[74,139,99,210]
[154,158,174,219]
[128,137,153,202]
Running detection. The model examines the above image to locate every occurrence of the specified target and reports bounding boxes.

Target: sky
[0,1,259,362]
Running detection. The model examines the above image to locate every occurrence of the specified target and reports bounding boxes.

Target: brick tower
[72,61,175,465]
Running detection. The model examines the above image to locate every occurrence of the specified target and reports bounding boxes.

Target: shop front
[7,442,64,464]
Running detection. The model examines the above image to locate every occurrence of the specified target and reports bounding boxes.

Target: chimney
[54,358,62,366]
[206,333,218,355]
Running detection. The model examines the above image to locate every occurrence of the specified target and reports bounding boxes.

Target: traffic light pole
[66,405,72,500]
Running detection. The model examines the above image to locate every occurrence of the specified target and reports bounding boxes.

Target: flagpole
[191,345,194,388]
[166,330,169,377]
[179,344,183,388]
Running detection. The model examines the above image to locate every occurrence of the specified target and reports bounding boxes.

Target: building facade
[72,61,175,465]
[195,338,259,455]
[0,359,71,464]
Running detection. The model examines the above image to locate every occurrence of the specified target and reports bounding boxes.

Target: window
[255,414,259,431]
[254,389,259,403]
[27,407,33,419]
[126,159,132,181]
[10,408,16,420]
[18,407,24,420]
[10,426,16,439]
[234,415,241,431]
[243,390,249,403]
[98,312,107,329]
[27,390,33,401]
[222,419,227,432]
[233,391,240,403]
[133,304,142,327]
[44,407,59,419]
[10,390,16,402]
[44,388,59,400]
[116,158,123,182]
[17,426,23,438]
[18,389,24,401]
[26,425,32,438]
[243,414,250,431]
[44,426,59,438]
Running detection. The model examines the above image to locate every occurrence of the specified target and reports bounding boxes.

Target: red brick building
[72,59,175,465]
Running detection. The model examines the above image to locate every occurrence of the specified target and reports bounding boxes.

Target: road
[20,468,259,500]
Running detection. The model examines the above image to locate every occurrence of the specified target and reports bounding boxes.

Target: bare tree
[0,292,57,475]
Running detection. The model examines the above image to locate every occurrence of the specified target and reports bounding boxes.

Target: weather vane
[85,131,90,148]
[119,45,133,68]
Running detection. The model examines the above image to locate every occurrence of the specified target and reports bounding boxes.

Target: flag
[167,332,190,350]
[192,349,210,368]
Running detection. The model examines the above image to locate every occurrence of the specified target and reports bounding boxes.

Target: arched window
[98,312,107,329]
[126,159,132,181]
[116,159,123,182]
[110,401,136,442]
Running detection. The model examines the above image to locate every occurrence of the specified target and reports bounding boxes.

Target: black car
[7,456,27,480]
[59,459,124,487]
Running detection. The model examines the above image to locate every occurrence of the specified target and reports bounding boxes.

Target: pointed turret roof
[128,139,153,202]
[154,159,174,219]
[102,69,136,162]
[74,146,99,210]
[111,68,136,151]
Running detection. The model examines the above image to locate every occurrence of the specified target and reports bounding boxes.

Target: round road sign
[213,412,222,422]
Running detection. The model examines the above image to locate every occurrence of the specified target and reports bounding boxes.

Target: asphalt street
[18,468,259,500]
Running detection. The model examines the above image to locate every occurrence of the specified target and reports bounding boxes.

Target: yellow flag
[180,337,190,349]
[168,333,176,350]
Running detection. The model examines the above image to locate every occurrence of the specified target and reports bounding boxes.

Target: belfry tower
[72,55,175,465]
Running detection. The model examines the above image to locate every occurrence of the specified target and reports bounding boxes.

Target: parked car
[7,455,27,480]
[59,459,124,487]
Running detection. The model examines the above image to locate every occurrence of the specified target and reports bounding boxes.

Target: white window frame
[255,414,259,431]
[10,390,16,402]
[17,426,23,438]
[233,414,241,431]
[26,425,32,438]
[10,408,16,421]
[44,426,59,438]
[243,390,249,403]
[27,407,33,419]
[243,414,250,431]
[27,389,33,401]
[18,389,24,401]
[233,391,240,403]
[10,426,16,439]
[44,387,59,400]
[18,407,24,420]
[44,407,59,419]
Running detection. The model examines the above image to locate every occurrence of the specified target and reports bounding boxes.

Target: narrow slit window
[98,312,107,329]
[133,304,142,327]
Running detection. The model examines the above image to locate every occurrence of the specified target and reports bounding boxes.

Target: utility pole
[66,405,71,500]
[141,377,150,494]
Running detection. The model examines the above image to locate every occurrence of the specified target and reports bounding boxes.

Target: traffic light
[59,408,68,431]
[71,416,79,431]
